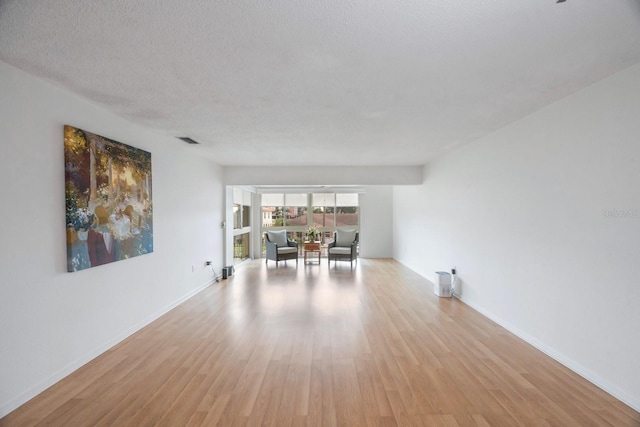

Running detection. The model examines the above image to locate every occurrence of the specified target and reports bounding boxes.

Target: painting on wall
[65,125,153,272]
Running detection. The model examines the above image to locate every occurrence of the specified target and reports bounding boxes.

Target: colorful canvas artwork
[64,125,153,272]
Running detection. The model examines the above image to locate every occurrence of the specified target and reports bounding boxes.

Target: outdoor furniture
[265,230,298,266]
[328,229,358,267]
[303,241,321,264]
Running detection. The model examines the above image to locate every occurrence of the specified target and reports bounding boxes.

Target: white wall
[393,63,640,411]
[360,186,393,258]
[0,61,225,416]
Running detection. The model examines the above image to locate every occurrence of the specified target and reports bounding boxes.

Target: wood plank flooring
[2,259,638,426]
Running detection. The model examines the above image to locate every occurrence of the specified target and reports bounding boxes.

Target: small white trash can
[435,271,452,297]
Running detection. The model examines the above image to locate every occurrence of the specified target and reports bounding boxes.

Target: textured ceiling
[1,0,640,166]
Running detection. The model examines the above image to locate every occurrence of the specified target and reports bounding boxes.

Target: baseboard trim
[395,258,639,412]
[458,297,640,413]
[396,259,639,412]
[0,278,216,418]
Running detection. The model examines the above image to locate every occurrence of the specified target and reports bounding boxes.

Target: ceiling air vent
[177,137,200,145]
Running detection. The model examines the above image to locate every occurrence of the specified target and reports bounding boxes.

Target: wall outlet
[191,265,195,272]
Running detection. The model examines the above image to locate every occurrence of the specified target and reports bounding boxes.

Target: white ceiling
[1,0,640,166]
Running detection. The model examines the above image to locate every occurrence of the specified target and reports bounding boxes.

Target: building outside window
[261,193,284,228]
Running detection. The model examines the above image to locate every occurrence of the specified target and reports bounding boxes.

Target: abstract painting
[65,125,153,272]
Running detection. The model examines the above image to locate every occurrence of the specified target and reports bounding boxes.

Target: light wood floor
[2,259,638,426]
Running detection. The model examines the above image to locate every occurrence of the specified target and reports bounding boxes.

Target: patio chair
[265,230,298,266]
[328,229,358,267]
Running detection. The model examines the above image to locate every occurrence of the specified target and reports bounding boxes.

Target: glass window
[284,193,307,227]
[336,193,358,206]
[312,193,335,228]
[260,191,360,256]
[312,206,334,228]
[312,193,334,207]
[242,205,250,227]
[288,231,304,255]
[233,232,250,264]
[233,203,241,229]
[336,193,359,227]
[261,193,284,228]
[233,188,252,229]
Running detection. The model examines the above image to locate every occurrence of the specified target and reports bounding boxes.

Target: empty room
[1,1,639,425]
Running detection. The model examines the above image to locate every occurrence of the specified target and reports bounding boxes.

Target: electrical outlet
[205,260,212,266]
[191,265,195,272]
[451,266,456,275]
